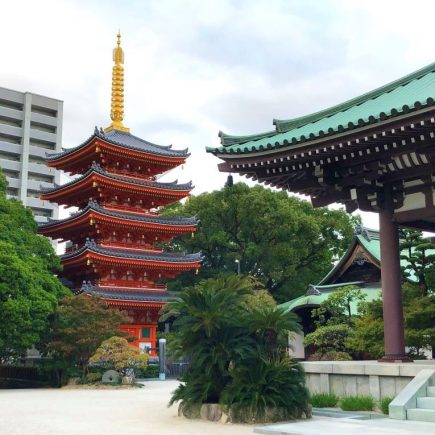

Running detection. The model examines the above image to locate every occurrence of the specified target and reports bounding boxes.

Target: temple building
[207,62,435,361]
[39,33,201,352]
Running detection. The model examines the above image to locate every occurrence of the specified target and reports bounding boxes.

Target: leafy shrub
[85,372,102,383]
[304,324,351,357]
[380,396,393,415]
[310,393,339,408]
[89,336,148,375]
[221,356,309,423]
[307,351,352,361]
[340,395,375,411]
[136,364,159,378]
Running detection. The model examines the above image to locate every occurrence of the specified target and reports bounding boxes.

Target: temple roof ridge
[62,240,203,263]
[40,162,193,194]
[207,61,435,155]
[79,283,176,302]
[46,127,190,161]
[38,199,198,228]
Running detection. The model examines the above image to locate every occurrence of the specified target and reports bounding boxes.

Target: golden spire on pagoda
[104,31,130,133]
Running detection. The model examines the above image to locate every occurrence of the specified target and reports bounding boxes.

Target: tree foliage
[90,336,148,375]
[161,275,309,421]
[46,294,129,372]
[304,286,363,360]
[0,169,68,361]
[163,183,356,302]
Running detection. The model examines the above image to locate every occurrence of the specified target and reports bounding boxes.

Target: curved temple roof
[40,162,193,194]
[208,61,435,155]
[62,239,202,264]
[47,127,189,161]
[79,283,175,303]
[38,200,197,229]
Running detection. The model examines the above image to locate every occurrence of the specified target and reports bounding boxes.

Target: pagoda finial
[104,31,130,133]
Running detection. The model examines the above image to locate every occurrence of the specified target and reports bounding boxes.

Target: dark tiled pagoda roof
[46,126,189,161]
[208,61,435,155]
[40,162,192,194]
[38,200,197,228]
[79,283,176,303]
[62,239,202,263]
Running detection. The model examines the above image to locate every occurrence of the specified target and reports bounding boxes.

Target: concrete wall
[0,86,63,222]
[301,361,435,400]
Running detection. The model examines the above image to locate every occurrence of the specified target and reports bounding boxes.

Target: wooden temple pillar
[379,186,409,362]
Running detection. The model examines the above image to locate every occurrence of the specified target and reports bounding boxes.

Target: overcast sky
[2,0,435,229]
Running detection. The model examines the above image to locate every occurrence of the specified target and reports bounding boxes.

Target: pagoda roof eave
[61,240,202,266]
[38,200,198,232]
[46,127,189,162]
[79,283,176,303]
[207,61,435,156]
[40,163,193,198]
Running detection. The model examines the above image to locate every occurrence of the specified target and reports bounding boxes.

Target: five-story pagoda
[39,33,201,352]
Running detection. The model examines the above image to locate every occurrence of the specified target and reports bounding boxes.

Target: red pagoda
[39,33,201,353]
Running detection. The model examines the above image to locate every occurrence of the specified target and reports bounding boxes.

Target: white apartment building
[0,87,62,222]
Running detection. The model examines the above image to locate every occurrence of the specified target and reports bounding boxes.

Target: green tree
[0,169,68,361]
[46,294,130,374]
[90,336,148,375]
[304,286,364,359]
[163,183,356,302]
[400,229,435,296]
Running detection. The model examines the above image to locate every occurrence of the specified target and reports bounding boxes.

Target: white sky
[2,0,435,229]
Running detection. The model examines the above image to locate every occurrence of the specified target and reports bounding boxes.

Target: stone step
[407,408,435,422]
[427,386,435,397]
[417,397,435,409]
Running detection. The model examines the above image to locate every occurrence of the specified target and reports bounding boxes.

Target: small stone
[200,403,222,422]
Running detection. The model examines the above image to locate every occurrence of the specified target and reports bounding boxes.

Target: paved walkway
[0,380,254,435]
[2,381,435,435]
[256,415,435,435]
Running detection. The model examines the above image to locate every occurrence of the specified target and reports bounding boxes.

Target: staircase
[389,369,435,422]
[406,385,435,422]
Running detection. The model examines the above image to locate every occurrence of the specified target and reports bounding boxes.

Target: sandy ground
[0,380,255,435]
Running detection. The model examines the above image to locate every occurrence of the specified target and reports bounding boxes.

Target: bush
[307,351,352,361]
[136,364,159,378]
[340,395,375,411]
[221,356,309,423]
[85,372,102,383]
[310,393,339,408]
[380,396,393,415]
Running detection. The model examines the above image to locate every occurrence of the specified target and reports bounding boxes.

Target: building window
[0,98,23,111]
[0,151,20,162]
[141,327,150,338]
[0,115,22,128]
[2,169,19,179]
[27,172,54,183]
[29,138,56,150]
[31,105,57,118]
[30,207,52,218]
[0,133,21,144]
[27,190,41,198]
[30,121,56,134]
[6,187,18,197]
[28,155,46,165]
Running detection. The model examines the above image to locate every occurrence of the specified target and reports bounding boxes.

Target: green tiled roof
[279,285,381,314]
[208,61,435,155]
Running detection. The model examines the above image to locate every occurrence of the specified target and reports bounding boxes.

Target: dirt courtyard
[0,380,255,435]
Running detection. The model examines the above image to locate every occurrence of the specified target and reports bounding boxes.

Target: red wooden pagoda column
[379,185,410,362]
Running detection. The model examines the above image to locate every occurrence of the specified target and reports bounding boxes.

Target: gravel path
[0,380,255,435]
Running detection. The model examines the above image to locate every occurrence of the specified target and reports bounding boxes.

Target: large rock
[200,403,223,422]
[102,370,120,384]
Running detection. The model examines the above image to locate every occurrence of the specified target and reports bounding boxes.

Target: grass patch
[380,396,393,415]
[310,392,339,408]
[340,395,375,411]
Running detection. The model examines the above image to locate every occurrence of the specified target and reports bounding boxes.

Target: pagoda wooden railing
[100,241,162,252]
